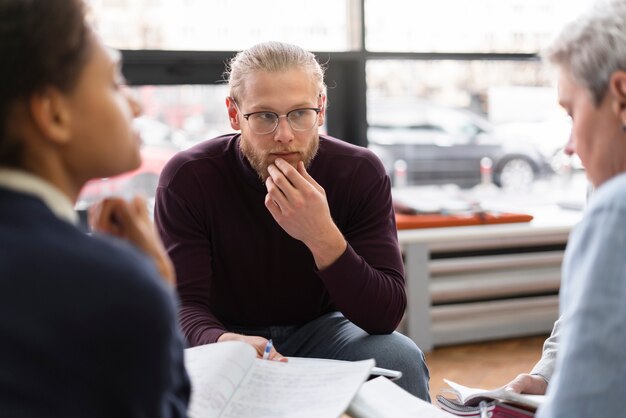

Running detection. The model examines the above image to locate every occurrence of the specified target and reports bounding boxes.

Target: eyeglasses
[234,102,321,135]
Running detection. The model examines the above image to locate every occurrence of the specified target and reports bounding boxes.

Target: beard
[239,133,320,181]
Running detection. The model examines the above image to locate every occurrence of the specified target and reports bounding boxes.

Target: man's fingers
[273,158,311,190]
[265,176,291,212]
[267,163,296,195]
[296,161,323,193]
[264,193,281,216]
[265,346,287,362]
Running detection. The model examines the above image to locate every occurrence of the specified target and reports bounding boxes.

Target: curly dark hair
[0,0,91,167]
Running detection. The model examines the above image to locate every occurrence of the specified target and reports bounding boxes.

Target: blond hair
[225,41,327,103]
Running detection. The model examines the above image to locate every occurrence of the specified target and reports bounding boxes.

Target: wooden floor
[425,334,548,400]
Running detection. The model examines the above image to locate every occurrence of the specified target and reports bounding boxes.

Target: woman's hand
[89,196,175,286]
[504,373,548,394]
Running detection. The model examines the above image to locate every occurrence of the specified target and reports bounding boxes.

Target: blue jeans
[226,312,431,401]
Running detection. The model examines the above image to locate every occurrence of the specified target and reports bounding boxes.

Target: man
[155,41,430,400]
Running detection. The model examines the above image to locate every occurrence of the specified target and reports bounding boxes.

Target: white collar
[0,168,79,225]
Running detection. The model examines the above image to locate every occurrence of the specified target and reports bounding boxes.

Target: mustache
[267,149,301,155]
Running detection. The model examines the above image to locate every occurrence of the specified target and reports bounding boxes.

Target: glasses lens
[288,109,318,131]
[248,112,278,134]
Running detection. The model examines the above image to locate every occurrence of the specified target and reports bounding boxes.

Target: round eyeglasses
[239,107,321,135]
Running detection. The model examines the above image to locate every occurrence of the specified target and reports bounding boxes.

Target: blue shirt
[537,172,626,418]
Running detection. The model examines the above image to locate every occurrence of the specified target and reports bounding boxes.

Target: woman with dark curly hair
[0,1,190,416]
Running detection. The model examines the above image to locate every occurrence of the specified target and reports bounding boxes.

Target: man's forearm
[178,304,228,346]
[304,223,347,270]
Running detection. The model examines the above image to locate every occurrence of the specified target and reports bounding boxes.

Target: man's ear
[317,94,327,127]
[609,71,626,127]
[225,96,241,131]
[28,87,72,145]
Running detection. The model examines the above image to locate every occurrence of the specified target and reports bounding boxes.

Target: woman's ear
[609,71,626,128]
[28,87,72,145]
[225,96,241,131]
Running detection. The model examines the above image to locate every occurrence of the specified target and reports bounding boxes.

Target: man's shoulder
[159,133,238,186]
[318,134,372,156]
[317,135,386,176]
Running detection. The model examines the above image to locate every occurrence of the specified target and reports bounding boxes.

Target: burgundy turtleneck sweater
[155,134,405,346]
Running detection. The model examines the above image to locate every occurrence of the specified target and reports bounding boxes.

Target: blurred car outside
[495,115,582,174]
[367,99,555,190]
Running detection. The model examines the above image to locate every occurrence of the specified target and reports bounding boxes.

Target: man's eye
[290,110,306,119]
[257,112,277,121]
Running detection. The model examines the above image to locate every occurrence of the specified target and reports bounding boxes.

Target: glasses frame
[232,100,322,135]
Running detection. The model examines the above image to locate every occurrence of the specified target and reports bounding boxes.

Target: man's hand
[265,159,346,269]
[89,196,175,286]
[504,373,548,394]
[218,332,287,361]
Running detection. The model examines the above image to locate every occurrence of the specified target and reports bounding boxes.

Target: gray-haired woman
[536,0,626,417]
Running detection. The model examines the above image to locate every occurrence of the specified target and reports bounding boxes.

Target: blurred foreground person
[0,1,190,416]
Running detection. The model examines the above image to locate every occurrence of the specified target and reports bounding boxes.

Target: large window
[81,0,591,207]
[89,0,357,51]
[132,84,234,147]
[365,0,591,53]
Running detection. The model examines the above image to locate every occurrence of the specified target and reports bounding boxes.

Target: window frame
[119,0,540,148]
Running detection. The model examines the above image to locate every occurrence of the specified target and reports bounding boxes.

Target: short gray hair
[544,0,626,105]
[224,41,327,103]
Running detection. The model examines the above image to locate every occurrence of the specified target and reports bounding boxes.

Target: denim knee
[384,333,430,401]
[349,332,431,401]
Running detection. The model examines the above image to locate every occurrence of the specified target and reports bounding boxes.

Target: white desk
[397,205,582,351]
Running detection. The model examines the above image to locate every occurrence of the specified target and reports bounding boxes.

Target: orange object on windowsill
[395,212,533,230]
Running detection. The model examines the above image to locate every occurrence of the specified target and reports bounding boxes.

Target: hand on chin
[270,152,300,168]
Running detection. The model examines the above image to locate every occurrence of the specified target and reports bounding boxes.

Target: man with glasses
[155,41,430,400]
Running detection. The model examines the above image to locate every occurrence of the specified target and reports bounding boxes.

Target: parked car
[496,115,581,174]
[367,100,553,189]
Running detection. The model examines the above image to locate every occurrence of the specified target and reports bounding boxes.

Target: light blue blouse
[537,172,626,418]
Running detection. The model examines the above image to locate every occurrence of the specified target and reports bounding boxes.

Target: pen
[479,400,489,418]
[262,339,273,360]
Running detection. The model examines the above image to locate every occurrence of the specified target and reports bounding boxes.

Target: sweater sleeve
[318,168,406,334]
[155,184,226,345]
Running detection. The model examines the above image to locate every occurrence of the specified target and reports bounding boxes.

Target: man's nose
[273,116,294,143]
